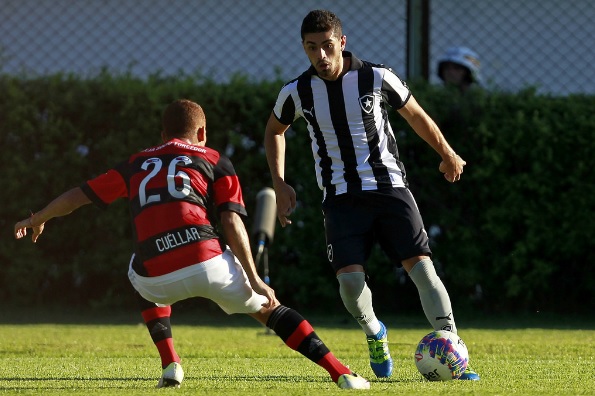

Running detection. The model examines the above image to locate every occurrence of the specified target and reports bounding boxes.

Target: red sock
[155,338,180,368]
[317,352,352,383]
[267,306,351,383]
[141,305,180,368]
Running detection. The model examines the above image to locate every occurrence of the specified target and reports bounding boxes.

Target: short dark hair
[162,99,206,139]
[301,10,343,41]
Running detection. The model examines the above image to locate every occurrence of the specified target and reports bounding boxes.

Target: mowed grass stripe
[0,318,594,395]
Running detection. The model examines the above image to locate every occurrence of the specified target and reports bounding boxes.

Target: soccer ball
[414,330,469,381]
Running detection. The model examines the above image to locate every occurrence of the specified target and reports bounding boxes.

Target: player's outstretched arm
[14,187,92,243]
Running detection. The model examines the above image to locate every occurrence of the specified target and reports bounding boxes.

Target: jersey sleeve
[81,168,128,209]
[273,84,297,125]
[381,67,412,109]
[212,155,247,217]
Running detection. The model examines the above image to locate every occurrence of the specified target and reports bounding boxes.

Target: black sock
[266,305,330,362]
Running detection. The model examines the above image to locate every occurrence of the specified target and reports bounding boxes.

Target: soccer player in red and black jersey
[14,99,370,390]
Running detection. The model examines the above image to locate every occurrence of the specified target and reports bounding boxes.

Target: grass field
[0,308,593,395]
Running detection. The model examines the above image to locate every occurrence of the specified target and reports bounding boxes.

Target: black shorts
[322,187,431,272]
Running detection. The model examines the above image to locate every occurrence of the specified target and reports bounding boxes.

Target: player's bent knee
[337,271,366,297]
[402,255,431,272]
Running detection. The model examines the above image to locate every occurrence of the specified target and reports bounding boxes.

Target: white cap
[438,46,481,84]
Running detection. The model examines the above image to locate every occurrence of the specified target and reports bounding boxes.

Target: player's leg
[323,194,393,378]
[208,250,369,389]
[336,268,382,338]
[403,256,457,332]
[136,291,181,368]
[374,188,455,332]
[135,291,183,387]
[129,255,185,388]
[404,258,480,381]
[249,306,369,389]
[406,257,481,381]
[335,267,393,378]
[378,188,479,380]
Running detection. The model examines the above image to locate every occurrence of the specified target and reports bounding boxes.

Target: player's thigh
[375,188,431,263]
[128,256,201,305]
[322,194,375,270]
[205,249,268,314]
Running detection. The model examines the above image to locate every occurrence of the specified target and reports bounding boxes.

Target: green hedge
[1,72,593,314]
[401,85,595,314]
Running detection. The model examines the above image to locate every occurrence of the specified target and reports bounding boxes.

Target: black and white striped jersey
[273,52,412,199]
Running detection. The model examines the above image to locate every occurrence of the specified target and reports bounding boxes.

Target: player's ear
[197,126,206,143]
[340,34,346,50]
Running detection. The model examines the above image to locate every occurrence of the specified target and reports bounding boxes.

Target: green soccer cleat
[458,365,480,380]
[156,361,184,388]
[366,321,393,377]
[337,372,371,389]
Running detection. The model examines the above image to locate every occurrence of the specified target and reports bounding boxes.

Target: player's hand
[273,181,296,227]
[253,279,280,308]
[14,216,45,243]
[439,154,466,183]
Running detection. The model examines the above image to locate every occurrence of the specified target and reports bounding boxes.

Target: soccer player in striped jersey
[14,99,370,390]
[264,10,479,380]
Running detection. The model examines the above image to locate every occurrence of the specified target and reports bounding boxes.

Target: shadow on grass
[3,298,594,330]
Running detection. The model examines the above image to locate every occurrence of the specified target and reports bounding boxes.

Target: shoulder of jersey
[283,66,324,88]
[361,59,395,73]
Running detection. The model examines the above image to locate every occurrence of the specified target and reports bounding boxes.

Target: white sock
[408,258,457,333]
[337,272,382,336]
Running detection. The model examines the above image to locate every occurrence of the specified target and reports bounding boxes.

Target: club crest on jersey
[359,94,375,114]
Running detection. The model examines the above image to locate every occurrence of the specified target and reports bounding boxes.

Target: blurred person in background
[437,46,481,93]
